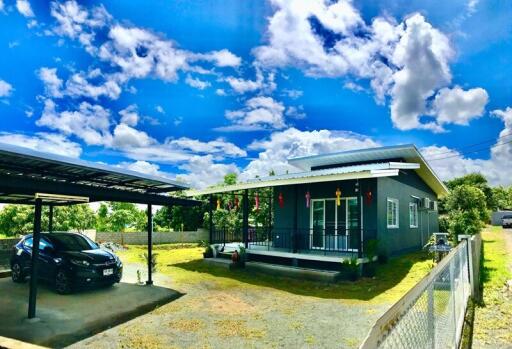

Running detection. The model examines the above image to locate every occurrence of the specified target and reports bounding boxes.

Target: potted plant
[203,245,213,258]
[362,239,379,277]
[339,257,359,281]
[229,246,246,269]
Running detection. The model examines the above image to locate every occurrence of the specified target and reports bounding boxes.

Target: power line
[425,131,512,160]
[426,138,512,162]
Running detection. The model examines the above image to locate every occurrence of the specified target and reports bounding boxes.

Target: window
[409,202,418,228]
[387,198,399,228]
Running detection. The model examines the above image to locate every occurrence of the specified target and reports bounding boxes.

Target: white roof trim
[186,168,400,196]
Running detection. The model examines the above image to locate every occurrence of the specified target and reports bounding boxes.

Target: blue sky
[0,0,511,188]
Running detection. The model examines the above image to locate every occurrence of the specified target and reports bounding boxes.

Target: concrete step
[245,261,339,283]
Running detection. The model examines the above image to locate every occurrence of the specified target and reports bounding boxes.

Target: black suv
[10,232,123,294]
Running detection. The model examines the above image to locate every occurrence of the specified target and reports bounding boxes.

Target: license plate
[103,268,113,276]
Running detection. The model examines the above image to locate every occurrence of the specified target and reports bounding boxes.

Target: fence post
[428,284,436,349]
[459,235,474,297]
[450,256,457,347]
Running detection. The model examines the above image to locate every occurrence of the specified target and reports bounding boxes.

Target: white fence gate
[360,235,479,349]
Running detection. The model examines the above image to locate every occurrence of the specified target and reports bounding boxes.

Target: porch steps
[202,258,339,282]
[245,261,339,283]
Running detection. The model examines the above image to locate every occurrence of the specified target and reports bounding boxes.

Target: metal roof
[288,144,449,197]
[186,162,417,196]
[0,142,196,206]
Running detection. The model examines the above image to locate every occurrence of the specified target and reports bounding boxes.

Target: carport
[0,142,199,319]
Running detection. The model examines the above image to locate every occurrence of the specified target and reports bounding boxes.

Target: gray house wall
[272,178,378,250]
[271,170,439,257]
[376,170,438,256]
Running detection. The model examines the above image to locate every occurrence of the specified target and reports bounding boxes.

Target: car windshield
[46,234,98,252]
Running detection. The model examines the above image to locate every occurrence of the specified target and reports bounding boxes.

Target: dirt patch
[168,319,205,332]
[205,292,257,315]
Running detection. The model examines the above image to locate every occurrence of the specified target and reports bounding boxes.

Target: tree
[0,205,37,236]
[492,186,512,210]
[446,185,488,239]
[53,205,96,233]
[223,173,237,186]
[445,173,495,210]
[96,202,146,232]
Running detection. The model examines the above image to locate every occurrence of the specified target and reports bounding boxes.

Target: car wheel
[11,261,25,283]
[55,270,72,294]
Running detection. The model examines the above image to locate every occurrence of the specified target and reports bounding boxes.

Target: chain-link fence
[361,238,474,349]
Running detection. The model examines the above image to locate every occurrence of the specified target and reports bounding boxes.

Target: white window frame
[409,202,418,228]
[387,198,399,229]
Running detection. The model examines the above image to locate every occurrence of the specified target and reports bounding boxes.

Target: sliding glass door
[310,197,359,251]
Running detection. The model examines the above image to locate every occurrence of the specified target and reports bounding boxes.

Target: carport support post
[146,204,153,285]
[28,198,43,319]
[48,204,54,233]
[242,190,249,248]
[209,194,213,243]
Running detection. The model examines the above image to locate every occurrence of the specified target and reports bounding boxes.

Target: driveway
[69,245,432,349]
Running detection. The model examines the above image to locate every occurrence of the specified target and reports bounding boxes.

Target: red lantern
[365,190,373,206]
[278,192,284,208]
[305,191,311,208]
[255,193,260,210]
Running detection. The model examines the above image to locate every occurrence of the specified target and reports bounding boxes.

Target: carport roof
[0,142,197,206]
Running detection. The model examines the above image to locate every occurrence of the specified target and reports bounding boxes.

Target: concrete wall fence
[491,210,512,226]
[94,229,209,245]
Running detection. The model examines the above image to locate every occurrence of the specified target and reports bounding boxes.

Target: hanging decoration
[216,198,221,210]
[335,188,341,206]
[278,192,284,208]
[234,195,239,210]
[365,190,373,206]
[305,191,311,208]
[254,193,260,210]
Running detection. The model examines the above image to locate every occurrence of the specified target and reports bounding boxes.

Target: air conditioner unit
[421,197,431,210]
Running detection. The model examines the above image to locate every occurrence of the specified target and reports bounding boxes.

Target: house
[188,144,448,271]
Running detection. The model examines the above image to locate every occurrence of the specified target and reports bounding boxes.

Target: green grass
[118,243,433,304]
[473,226,512,346]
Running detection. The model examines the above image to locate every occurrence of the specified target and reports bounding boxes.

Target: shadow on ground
[0,278,182,348]
[173,251,430,301]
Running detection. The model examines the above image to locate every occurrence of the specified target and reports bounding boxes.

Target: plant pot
[362,262,377,277]
[229,261,245,270]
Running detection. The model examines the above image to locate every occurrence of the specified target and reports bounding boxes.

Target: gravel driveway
[69,261,389,349]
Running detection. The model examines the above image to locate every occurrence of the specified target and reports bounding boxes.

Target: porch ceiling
[186,162,419,196]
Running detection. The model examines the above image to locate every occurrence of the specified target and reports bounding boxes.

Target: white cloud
[177,155,239,189]
[169,137,247,157]
[0,79,13,97]
[118,104,140,127]
[38,67,121,100]
[254,1,488,132]
[65,70,122,100]
[195,49,241,67]
[36,99,112,146]
[16,0,34,17]
[112,123,154,148]
[282,89,303,99]
[389,14,454,131]
[38,67,63,98]
[0,132,82,157]
[218,96,286,131]
[421,107,512,186]
[240,127,379,180]
[224,67,276,94]
[185,75,211,90]
[155,105,165,114]
[116,160,168,177]
[51,1,111,53]
[432,86,488,125]
[0,0,4,11]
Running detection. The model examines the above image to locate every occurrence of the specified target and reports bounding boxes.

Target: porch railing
[211,226,377,259]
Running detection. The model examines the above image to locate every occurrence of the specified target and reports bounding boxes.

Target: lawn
[473,226,512,348]
[73,245,433,349]
[117,244,433,304]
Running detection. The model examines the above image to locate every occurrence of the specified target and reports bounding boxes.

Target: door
[311,200,324,249]
[310,197,360,251]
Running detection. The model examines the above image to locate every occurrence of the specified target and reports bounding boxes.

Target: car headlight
[70,259,90,267]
